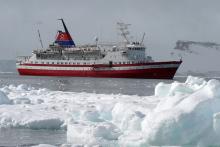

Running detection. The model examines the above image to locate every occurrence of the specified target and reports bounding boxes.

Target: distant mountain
[172,40,220,73]
[174,40,220,54]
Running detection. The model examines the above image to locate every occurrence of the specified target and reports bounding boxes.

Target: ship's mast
[117,22,131,44]
[140,32,146,45]
[37,29,44,48]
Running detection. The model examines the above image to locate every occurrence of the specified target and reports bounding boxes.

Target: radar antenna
[117,22,131,44]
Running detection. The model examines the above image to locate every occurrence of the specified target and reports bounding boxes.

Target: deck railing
[16,56,31,63]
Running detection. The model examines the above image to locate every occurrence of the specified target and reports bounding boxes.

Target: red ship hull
[17,61,182,79]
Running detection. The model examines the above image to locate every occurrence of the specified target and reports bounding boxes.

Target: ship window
[132,61,135,64]
[41,62,44,64]
[61,62,63,64]
[65,62,68,64]
[119,62,121,64]
[127,61,130,64]
[77,63,80,65]
[123,62,126,64]
[69,62,71,64]
[35,62,38,64]
[46,62,49,64]
[57,62,59,64]
[31,61,33,64]
[84,62,86,65]
[52,62,54,64]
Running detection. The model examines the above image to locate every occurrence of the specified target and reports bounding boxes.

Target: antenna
[140,32,146,45]
[117,22,131,43]
[94,36,99,46]
[37,29,44,48]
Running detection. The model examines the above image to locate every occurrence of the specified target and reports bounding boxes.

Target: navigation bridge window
[128,47,144,50]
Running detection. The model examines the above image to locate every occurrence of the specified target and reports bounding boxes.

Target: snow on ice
[0,76,220,146]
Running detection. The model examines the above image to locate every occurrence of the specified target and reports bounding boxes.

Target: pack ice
[0,76,220,146]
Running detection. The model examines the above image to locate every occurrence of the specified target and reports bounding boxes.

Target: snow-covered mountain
[172,40,220,73]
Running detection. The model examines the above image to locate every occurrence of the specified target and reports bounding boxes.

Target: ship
[16,19,182,79]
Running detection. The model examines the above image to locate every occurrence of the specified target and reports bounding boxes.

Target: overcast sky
[1,0,220,71]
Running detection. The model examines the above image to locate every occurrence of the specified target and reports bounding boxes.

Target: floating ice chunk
[205,79,220,98]
[25,118,64,130]
[96,103,115,121]
[142,78,220,145]
[118,131,148,147]
[0,105,65,129]
[0,90,11,104]
[80,109,103,122]
[36,88,48,95]
[185,75,205,85]
[112,102,145,131]
[197,112,220,147]
[31,144,57,147]
[36,99,44,104]
[185,76,207,90]
[168,82,194,96]
[67,121,120,146]
[154,82,171,97]
[155,82,194,97]
[13,97,31,104]
[16,84,29,91]
[213,112,220,135]
[0,86,10,94]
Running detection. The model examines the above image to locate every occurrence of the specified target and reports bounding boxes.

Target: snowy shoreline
[0,76,220,147]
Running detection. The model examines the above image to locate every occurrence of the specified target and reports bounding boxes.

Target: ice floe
[0,76,220,146]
